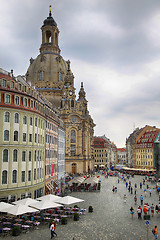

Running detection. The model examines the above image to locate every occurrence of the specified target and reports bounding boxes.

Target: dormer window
[11,81,14,89]
[2,79,6,87]
[18,83,21,91]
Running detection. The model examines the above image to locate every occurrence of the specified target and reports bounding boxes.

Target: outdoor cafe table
[22,225,30,229]
[2,227,12,236]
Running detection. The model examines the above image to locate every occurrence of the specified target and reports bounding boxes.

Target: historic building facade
[26,8,95,174]
[0,70,45,201]
[0,68,65,201]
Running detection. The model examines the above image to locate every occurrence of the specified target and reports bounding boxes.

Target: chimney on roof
[11,69,13,77]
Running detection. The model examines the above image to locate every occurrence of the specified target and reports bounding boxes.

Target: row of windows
[4,94,34,109]
[46,134,58,144]
[3,130,44,143]
[46,122,58,132]
[95,149,107,152]
[1,168,43,184]
[2,149,44,162]
[136,149,152,153]
[1,79,33,94]
[136,155,153,159]
[95,159,104,162]
[136,161,153,166]
[45,149,58,159]
[4,112,44,128]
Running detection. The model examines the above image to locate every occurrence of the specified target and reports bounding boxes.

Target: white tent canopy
[0,202,13,212]
[1,204,38,215]
[68,177,85,185]
[55,196,84,205]
[36,194,62,202]
[84,177,99,184]
[30,200,63,210]
[13,198,39,206]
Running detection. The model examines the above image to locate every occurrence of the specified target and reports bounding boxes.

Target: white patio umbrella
[36,194,62,202]
[0,202,14,211]
[1,204,38,215]
[29,200,63,210]
[55,196,84,205]
[13,198,39,206]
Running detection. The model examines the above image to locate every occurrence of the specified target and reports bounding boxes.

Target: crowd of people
[111,172,160,239]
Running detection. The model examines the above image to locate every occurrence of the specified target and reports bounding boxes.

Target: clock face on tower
[69,90,73,96]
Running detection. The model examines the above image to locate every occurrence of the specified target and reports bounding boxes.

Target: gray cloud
[1,0,160,146]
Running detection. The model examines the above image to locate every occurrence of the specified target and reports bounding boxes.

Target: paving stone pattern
[1,174,159,240]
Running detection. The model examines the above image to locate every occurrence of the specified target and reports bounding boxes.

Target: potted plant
[88,205,93,213]
[73,212,79,221]
[12,226,21,236]
[61,217,67,225]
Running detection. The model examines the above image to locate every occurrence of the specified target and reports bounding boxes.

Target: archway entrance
[72,163,77,174]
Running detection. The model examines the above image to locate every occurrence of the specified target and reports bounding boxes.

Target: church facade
[26,7,95,174]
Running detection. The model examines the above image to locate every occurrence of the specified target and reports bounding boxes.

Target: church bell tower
[40,5,60,54]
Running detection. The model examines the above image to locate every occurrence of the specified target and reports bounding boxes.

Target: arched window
[39,71,43,81]
[71,100,74,108]
[2,170,7,184]
[4,130,9,141]
[14,113,19,123]
[14,131,18,141]
[13,149,18,162]
[3,149,8,162]
[12,170,17,183]
[4,112,10,122]
[23,116,27,124]
[71,130,76,143]
[71,145,76,156]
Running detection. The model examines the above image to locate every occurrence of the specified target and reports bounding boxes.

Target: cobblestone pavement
[0,174,160,240]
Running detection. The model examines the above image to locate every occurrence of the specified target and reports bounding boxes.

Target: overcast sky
[1,0,160,147]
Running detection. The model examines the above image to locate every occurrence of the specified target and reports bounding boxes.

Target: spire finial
[49,5,52,16]
[67,60,71,72]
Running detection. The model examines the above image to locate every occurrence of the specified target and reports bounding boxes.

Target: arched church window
[55,32,58,45]
[39,71,43,81]
[71,145,76,156]
[59,71,63,81]
[46,30,52,43]
[71,130,76,143]
[71,100,74,108]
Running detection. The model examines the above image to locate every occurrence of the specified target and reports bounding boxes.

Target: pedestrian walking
[137,206,142,219]
[140,195,143,205]
[131,187,133,194]
[151,203,154,217]
[112,186,115,193]
[143,205,148,215]
[155,205,159,215]
[50,221,57,239]
[149,189,152,197]
[126,182,128,188]
[144,188,147,197]
[134,195,137,205]
[134,187,137,195]
[152,226,158,240]
[123,194,127,203]
[140,182,142,189]
[130,206,134,219]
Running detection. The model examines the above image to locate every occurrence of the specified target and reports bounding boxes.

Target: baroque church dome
[26,8,72,96]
